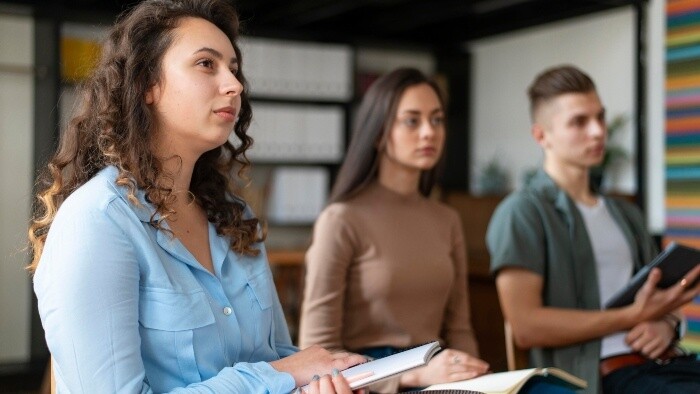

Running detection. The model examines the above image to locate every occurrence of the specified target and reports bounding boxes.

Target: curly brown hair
[28,0,260,273]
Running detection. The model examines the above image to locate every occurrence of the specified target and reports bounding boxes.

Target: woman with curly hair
[29,1,364,392]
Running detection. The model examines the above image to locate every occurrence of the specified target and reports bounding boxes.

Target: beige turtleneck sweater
[299,182,479,359]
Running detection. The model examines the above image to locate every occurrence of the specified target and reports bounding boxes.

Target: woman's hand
[399,348,489,387]
[626,318,676,359]
[300,371,367,394]
[270,345,366,387]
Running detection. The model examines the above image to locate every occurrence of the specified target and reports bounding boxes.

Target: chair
[50,358,55,394]
[504,321,529,371]
[39,357,56,394]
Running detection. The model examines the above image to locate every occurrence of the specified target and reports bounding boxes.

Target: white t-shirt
[576,198,634,358]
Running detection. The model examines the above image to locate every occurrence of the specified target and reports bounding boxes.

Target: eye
[401,117,419,128]
[572,116,587,128]
[430,116,445,126]
[196,58,215,69]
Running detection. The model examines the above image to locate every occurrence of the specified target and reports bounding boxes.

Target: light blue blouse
[34,166,297,393]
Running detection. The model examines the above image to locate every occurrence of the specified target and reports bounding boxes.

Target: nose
[590,118,606,138]
[420,120,439,139]
[221,72,243,96]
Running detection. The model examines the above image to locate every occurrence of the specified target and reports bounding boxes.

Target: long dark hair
[28,0,257,272]
[329,67,446,203]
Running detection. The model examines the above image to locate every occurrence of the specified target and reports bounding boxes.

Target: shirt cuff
[233,361,296,393]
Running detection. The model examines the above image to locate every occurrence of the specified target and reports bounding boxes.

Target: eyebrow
[193,47,238,65]
[398,108,444,115]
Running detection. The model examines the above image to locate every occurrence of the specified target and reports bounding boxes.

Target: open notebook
[423,368,587,394]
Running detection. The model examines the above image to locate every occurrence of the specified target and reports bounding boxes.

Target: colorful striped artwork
[665,0,700,353]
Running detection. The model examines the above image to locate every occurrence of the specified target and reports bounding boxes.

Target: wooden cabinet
[442,192,508,372]
[267,249,306,343]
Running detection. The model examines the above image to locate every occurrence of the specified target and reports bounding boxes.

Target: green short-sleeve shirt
[486,169,658,394]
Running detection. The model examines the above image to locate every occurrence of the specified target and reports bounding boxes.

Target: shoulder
[52,167,139,231]
[56,170,122,218]
[492,189,543,219]
[316,202,357,228]
[487,190,549,244]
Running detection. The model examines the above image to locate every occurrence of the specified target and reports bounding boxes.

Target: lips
[590,145,605,155]
[417,147,437,155]
[213,106,237,122]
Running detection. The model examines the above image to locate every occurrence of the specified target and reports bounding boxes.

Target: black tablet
[604,242,700,309]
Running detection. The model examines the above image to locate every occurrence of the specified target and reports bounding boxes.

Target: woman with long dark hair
[299,68,489,392]
[29,1,364,392]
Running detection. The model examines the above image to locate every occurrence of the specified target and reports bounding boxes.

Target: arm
[496,265,700,350]
[299,206,356,351]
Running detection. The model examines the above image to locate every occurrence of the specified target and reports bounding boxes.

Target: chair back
[504,321,529,370]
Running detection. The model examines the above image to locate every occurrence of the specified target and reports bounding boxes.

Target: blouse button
[223,307,232,316]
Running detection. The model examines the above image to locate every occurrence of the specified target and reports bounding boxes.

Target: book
[422,368,587,394]
[604,242,700,309]
[302,341,441,390]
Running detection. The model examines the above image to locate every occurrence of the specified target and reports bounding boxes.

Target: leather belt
[600,347,687,378]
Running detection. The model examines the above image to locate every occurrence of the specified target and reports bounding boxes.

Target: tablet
[604,242,700,309]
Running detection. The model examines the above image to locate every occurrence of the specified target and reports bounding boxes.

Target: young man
[486,65,700,394]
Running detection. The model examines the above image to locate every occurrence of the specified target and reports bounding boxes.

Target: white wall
[468,7,636,194]
[646,0,666,233]
[0,13,34,363]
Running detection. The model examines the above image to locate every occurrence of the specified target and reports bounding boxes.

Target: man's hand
[627,265,700,325]
[625,319,676,359]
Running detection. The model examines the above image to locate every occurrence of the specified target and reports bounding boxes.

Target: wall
[468,7,636,194]
[0,13,34,364]
[646,0,666,233]
[356,46,435,75]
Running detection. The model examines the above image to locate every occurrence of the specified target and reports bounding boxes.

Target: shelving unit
[237,37,354,340]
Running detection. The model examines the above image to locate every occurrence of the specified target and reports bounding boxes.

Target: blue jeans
[358,345,409,360]
[602,354,700,394]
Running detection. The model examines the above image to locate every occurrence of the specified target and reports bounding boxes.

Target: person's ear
[532,123,547,149]
[145,83,160,105]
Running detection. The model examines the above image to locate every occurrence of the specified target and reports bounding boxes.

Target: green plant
[602,114,629,168]
[479,157,510,195]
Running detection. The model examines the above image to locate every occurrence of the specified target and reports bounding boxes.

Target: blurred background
[2,0,696,392]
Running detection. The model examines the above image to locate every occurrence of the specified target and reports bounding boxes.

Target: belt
[600,347,687,378]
